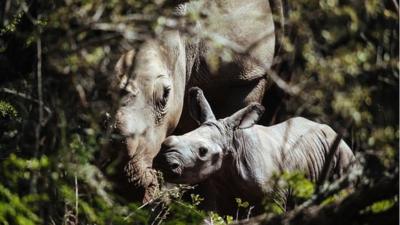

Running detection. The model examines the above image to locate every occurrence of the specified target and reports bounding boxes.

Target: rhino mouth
[162,170,181,182]
[153,153,184,180]
[110,133,127,142]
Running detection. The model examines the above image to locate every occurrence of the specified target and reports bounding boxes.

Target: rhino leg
[124,156,159,203]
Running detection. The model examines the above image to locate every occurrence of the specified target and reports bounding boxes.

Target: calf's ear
[226,103,265,129]
[188,87,216,125]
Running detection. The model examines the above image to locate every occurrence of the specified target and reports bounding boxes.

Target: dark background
[0,0,398,224]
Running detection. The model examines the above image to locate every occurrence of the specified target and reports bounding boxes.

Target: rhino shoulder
[285,116,315,125]
[283,117,329,133]
[287,117,338,137]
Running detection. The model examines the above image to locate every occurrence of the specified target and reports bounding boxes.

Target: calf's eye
[119,89,130,97]
[199,147,208,157]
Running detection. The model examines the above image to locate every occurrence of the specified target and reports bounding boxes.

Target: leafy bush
[0,0,398,224]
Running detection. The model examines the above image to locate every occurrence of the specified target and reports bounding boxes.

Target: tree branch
[234,175,398,225]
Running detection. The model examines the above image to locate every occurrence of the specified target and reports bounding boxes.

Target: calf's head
[112,32,186,165]
[153,87,265,184]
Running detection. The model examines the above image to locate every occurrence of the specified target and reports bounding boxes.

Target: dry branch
[234,174,398,225]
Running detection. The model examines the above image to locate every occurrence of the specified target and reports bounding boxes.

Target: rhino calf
[153,87,355,216]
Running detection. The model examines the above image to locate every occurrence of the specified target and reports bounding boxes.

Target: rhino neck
[156,30,191,135]
[210,127,270,205]
[173,2,201,85]
[231,128,273,186]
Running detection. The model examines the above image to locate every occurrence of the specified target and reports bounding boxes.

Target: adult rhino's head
[153,87,265,184]
[112,31,187,189]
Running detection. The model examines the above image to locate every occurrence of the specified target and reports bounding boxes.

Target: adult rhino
[153,87,355,216]
[112,0,285,202]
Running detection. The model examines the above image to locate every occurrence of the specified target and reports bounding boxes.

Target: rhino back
[184,0,276,83]
[257,117,354,181]
[200,118,354,216]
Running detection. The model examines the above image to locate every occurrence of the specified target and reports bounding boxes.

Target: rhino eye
[199,147,208,157]
[158,85,171,108]
[154,78,171,124]
[162,86,170,101]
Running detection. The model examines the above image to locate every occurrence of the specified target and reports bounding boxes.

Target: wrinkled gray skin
[153,88,355,216]
[113,0,278,202]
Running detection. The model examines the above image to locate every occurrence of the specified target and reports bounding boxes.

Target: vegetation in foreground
[0,0,398,224]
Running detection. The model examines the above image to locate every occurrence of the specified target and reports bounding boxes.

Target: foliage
[280,0,398,168]
[364,197,398,214]
[0,0,398,224]
[0,101,17,119]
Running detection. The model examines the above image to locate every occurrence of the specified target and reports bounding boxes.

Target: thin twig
[392,0,399,11]
[156,206,170,225]
[151,203,167,225]
[37,37,44,128]
[75,174,79,225]
[247,206,255,221]
[0,88,52,116]
[123,196,161,221]
[30,32,43,195]
[315,133,343,192]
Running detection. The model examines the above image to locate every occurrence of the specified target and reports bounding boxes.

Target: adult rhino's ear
[226,103,265,129]
[188,87,216,125]
[115,49,135,80]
